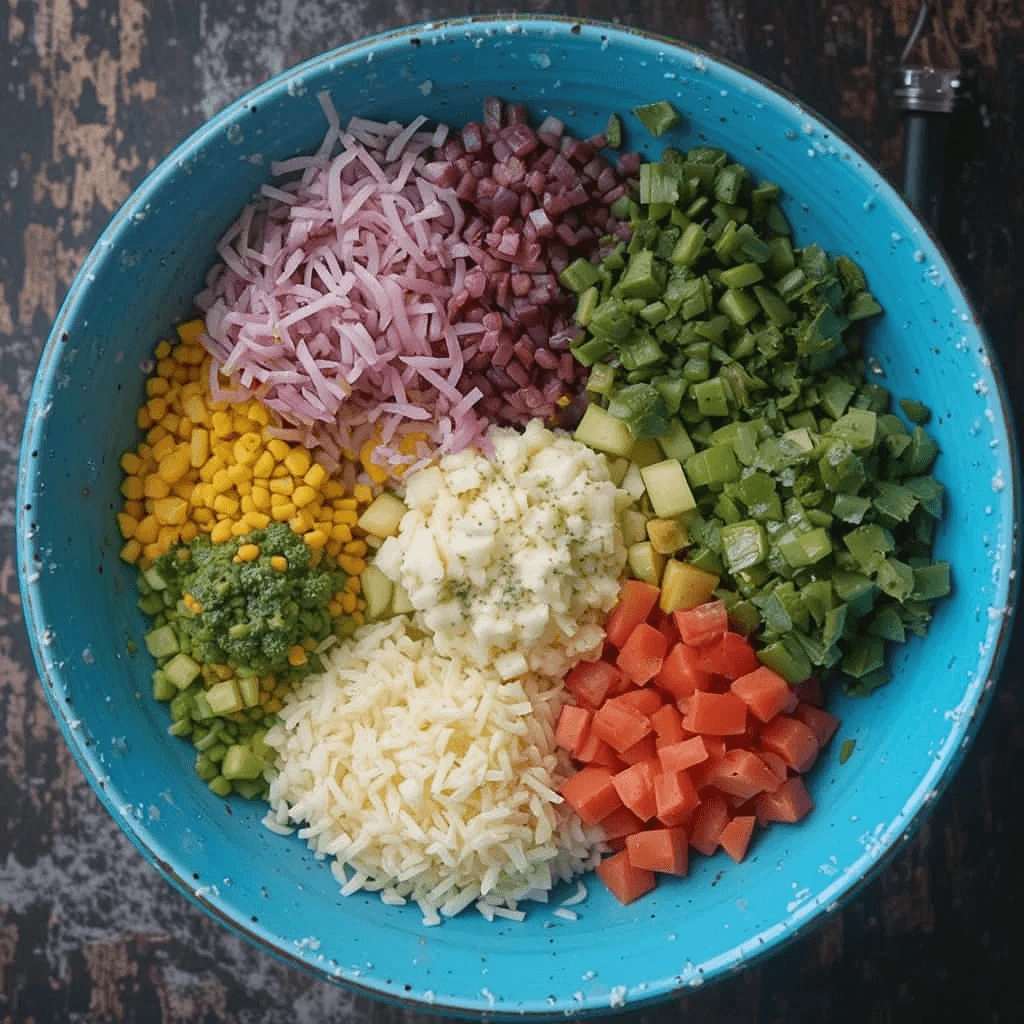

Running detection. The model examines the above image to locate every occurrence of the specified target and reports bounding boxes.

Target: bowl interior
[17,17,1018,1020]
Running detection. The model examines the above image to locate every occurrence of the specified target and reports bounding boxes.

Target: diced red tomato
[608,688,664,716]
[626,828,689,876]
[754,777,814,825]
[565,660,621,709]
[576,732,621,768]
[559,766,623,825]
[653,609,680,648]
[730,666,795,723]
[795,704,840,746]
[697,632,761,680]
[649,704,685,745]
[611,761,658,821]
[598,806,645,841]
[596,850,656,905]
[618,734,659,766]
[654,769,700,826]
[592,702,652,754]
[757,749,789,785]
[674,600,729,647]
[689,792,730,856]
[654,643,712,699]
[657,736,709,774]
[707,749,783,799]
[718,815,756,863]
[759,716,820,772]
[555,705,592,757]
[605,580,661,648]
[682,691,748,736]
[616,623,669,685]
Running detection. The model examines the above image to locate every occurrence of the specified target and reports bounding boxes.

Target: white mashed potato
[374,418,628,678]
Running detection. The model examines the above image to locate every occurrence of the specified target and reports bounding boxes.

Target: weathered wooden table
[1,1,1021,1021]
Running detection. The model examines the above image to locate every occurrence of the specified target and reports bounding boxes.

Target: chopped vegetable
[633,100,681,137]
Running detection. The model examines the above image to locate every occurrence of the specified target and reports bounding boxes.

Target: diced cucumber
[629,438,664,468]
[360,565,394,620]
[640,459,697,517]
[620,509,650,548]
[657,418,696,462]
[221,744,266,781]
[206,679,243,715]
[391,582,414,616]
[628,541,665,586]
[606,456,630,487]
[357,493,408,539]
[163,652,201,690]
[144,625,179,660]
[659,560,719,612]
[573,404,635,458]
[621,462,647,501]
[152,669,177,703]
[238,676,261,709]
[142,567,168,591]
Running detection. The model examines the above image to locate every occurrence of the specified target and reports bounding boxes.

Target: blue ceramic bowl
[17,15,1020,1019]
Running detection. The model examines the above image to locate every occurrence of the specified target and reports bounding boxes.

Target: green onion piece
[559,257,601,294]
[839,738,856,764]
[575,286,599,326]
[684,444,741,488]
[758,637,812,683]
[841,635,885,678]
[586,363,616,396]
[607,383,671,439]
[899,398,932,424]
[693,377,730,417]
[848,292,883,320]
[634,100,681,136]
[911,561,951,600]
[605,112,623,148]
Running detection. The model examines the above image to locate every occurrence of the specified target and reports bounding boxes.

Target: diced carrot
[794,676,823,707]
[754,777,814,825]
[626,827,689,876]
[608,688,664,716]
[759,716,820,772]
[719,815,756,863]
[560,767,623,825]
[795,704,840,746]
[707,749,782,799]
[673,600,729,647]
[757,749,789,785]
[565,660,621,709]
[598,806,645,841]
[612,761,658,821]
[555,705,592,757]
[689,792,729,856]
[697,632,760,680]
[657,736,709,774]
[618,734,659,766]
[654,769,700,826]
[605,580,661,648]
[730,666,795,724]
[649,704,685,745]
[576,732,621,768]
[595,849,657,905]
[654,642,712,699]
[592,702,652,754]
[616,623,669,685]
[682,691,748,736]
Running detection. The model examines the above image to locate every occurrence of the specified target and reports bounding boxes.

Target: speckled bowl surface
[16,15,1020,1020]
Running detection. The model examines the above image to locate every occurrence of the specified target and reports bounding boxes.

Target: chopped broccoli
[153,523,344,679]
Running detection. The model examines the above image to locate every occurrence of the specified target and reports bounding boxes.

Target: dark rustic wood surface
[1,1,1022,1022]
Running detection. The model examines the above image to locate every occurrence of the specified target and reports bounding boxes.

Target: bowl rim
[15,12,1022,1020]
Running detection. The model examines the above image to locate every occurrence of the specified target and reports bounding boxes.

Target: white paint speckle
[992,470,1005,493]
[417,79,433,95]
[608,985,627,1008]
[529,49,551,69]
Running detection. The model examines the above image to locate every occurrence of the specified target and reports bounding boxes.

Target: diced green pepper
[720,520,768,572]
[634,100,681,136]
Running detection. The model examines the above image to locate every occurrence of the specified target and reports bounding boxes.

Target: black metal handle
[902,112,950,232]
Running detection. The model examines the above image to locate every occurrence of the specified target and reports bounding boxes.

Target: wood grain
[1,0,1022,1021]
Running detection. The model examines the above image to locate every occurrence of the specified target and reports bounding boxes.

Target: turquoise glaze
[16,16,1020,1019]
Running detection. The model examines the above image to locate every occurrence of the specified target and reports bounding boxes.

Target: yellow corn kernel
[176,319,205,345]
[270,493,288,508]
[270,555,288,571]
[121,477,145,501]
[232,414,256,435]
[302,463,327,490]
[142,541,165,562]
[120,539,142,564]
[272,502,297,522]
[182,394,208,425]
[330,523,352,544]
[172,480,194,501]
[351,611,365,626]
[233,433,262,466]
[179,522,199,543]
[359,439,388,485]
[292,485,317,509]
[154,339,173,360]
[345,575,361,594]
[176,417,193,441]
[157,525,179,546]
[245,400,270,426]
[283,448,311,478]
[151,434,177,461]
[211,411,233,438]
[190,429,210,468]
[339,591,357,614]
[230,520,250,537]
[267,439,291,461]
[153,497,188,526]
[335,497,359,511]
[116,512,138,539]
[158,445,191,484]
[243,511,270,530]
[287,645,308,667]
[269,477,294,495]
[211,469,233,494]
[136,407,153,430]
[314,520,333,537]
[120,452,142,475]
[325,540,341,558]
[146,397,168,422]
[324,480,345,499]
[235,543,260,563]
[134,515,160,544]
[343,539,368,557]
[309,549,324,567]
[329,600,343,617]
[250,485,271,510]
[291,510,315,533]
[146,425,169,446]
[226,462,252,485]
[270,465,288,479]
[334,509,358,526]
[240,494,255,514]
[252,451,275,479]
[172,364,189,384]
[338,555,366,576]
[213,494,240,516]
[146,377,169,398]
[124,499,145,520]
[265,697,283,714]
[193,507,214,525]
[161,413,181,435]
[175,344,206,366]
[212,440,234,464]
[210,520,234,544]
[198,455,224,483]
[353,483,373,504]
[156,357,175,379]
[303,529,327,550]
